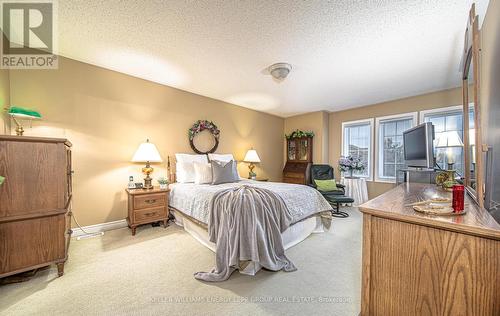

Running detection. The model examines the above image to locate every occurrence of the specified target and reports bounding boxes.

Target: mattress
[169,180,333,225]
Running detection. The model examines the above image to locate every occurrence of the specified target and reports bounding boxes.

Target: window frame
[419,104,472,177]
[375,112,418,183]
[418,105,464,124]
[341,118,374,181]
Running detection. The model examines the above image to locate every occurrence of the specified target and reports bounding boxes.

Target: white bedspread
[169,180,332,225]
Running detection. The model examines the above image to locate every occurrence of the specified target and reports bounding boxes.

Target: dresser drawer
[133,193,166,210]
[134,206,167,223]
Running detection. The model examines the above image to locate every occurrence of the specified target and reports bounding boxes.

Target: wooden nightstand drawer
[133,193,166,210]
[134,207,166,223]
[126,187,169,235]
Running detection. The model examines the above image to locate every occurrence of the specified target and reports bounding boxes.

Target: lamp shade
[435,131,464,148]
[244,149,261,163]
[8,106,42,119]
[131,140,163,163]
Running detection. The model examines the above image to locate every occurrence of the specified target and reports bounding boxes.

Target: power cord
[70,200,104,240]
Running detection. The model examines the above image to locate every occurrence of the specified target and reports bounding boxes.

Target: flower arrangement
[157,177,169,185]
[157,177,169,189]
[338,155,365,177]
[188,120,220,141]
[285,129,315,139]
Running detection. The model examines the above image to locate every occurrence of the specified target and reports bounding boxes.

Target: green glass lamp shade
[8,106,42,119]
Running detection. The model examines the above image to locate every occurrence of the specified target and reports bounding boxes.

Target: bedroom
[0,1,499,315]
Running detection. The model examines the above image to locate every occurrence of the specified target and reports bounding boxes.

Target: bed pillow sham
[211,160,239,185]
[208,154,242,179]
[175,154,208,183]
[193,162,212,184]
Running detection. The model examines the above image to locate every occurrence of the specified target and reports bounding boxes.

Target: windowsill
[373,178,397,184]
[340,176,373,182]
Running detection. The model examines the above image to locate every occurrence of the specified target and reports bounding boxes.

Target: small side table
[126,187,169,236]
[340,177,369,206]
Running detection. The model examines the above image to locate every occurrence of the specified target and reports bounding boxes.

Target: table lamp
[131,139,163,189]
[435,131,464,170]
[5,106,42,136]
[244,148,261,179]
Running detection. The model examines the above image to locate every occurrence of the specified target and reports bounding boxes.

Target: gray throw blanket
[194,185,297,282]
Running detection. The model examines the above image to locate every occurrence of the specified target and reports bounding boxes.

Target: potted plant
[157,177,169,190]
[338,155,365,178]
[285,129,315,139]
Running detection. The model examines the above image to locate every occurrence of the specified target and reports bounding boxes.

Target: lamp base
[15,126,24,136]
[12,116,24,136]
[144,175,153,190]
[142,162,154,189]
[248,163,256,179]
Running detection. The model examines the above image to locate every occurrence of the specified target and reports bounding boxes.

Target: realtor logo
[0,0,58,69]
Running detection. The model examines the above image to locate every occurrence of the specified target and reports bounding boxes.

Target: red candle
[452,185,465,212]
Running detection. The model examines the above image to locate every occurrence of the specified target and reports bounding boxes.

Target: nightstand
[251,178,269,182]
[126,187,169,236]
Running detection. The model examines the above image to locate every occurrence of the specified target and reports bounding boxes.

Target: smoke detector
[268,63,292,80]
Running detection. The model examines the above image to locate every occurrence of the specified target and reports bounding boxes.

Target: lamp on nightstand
[132,139,163,189]
[244,148,261,179]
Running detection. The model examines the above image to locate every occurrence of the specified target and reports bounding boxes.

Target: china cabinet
[282,136,313,184]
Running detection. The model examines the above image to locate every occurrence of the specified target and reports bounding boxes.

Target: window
[376,113,417,182]
[420,105,473,177]
[341,119,374,180]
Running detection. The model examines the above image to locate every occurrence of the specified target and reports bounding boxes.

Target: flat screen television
[403,122,434,169]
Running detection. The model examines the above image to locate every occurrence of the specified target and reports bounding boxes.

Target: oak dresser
[359,183,500,315]
[0,135,72,278]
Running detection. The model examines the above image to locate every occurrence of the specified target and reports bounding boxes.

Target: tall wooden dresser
[0,136,72,278]
[282,136,313,184]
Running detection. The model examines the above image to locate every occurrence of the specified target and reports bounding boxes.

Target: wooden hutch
[282,135,313,184]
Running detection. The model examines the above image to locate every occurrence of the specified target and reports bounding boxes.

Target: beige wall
[284,111,329,164]
[0,68,9,134]
[329,87,463,198]
[8,57,284,226]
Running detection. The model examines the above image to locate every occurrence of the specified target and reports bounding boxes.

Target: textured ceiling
[58,0,489,117]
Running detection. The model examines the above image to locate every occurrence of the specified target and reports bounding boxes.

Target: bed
[169,179,333,275]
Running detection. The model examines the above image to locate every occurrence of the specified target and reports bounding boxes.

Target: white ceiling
[58,0,489,117]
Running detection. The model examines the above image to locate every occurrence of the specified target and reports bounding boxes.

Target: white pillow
[175,154,208,183]
[193,162,212,184]
[175,153,208,164]
[176,162,196,183]
[207,153,234,162]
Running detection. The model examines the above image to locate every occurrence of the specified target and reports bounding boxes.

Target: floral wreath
[188,119,220,154]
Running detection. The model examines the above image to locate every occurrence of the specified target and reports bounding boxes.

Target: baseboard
[71,219,128,238]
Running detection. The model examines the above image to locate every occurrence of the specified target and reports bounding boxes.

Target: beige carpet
[0,208,362,316]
